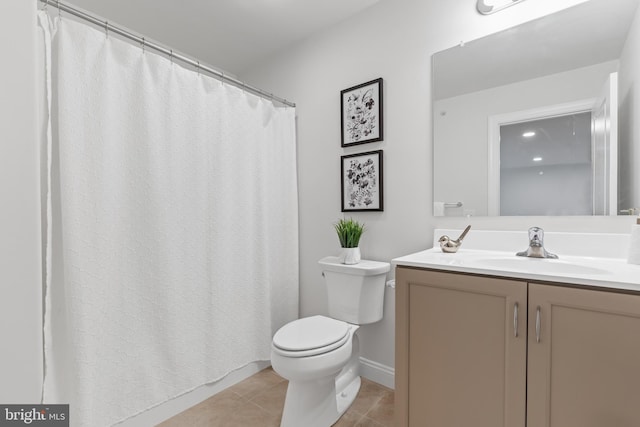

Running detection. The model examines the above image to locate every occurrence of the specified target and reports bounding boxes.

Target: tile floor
[157,367,394,427]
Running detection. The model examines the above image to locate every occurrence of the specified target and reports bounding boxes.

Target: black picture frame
[340,78,384,147]
[341,150,384,212]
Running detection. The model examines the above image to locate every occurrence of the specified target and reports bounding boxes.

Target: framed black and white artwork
[340,78,383,147]
[341,150,383,212]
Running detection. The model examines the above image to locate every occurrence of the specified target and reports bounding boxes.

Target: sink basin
[475,257,609,276]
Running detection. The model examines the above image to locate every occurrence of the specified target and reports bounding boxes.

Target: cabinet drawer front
[396,268,526,427]
[528,284,640,427]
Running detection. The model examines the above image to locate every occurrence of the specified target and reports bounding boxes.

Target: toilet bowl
[271,315,361,427]
[271,257,390,427]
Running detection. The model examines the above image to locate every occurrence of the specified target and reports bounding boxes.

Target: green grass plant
[334,218,365,248]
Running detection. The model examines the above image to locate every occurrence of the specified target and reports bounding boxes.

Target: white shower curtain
[40,14,298,426]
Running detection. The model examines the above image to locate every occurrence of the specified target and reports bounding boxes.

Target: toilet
[271,256,390,427]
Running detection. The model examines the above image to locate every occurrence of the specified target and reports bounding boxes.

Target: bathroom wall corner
[0,0,43,403]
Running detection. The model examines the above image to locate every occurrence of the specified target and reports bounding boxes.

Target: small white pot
[340,247,361,265]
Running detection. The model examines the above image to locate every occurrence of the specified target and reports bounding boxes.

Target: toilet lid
[273,315,349,352]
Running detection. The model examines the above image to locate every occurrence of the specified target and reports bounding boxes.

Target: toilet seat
[273,315,351,358]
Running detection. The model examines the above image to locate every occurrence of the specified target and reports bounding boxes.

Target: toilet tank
[318,256,391,325]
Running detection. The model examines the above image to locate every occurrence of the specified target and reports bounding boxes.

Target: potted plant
[334,218,365,264]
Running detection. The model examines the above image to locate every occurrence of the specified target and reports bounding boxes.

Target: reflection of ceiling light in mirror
[523,131,536,138]
[539,171,544,175]
[533,157,543,162]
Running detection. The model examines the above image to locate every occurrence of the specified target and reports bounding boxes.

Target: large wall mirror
[433,0,640,217]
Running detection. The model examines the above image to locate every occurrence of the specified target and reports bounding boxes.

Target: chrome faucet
[516,227,558,259]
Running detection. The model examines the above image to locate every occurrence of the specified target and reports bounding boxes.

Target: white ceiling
[66,0,381,75]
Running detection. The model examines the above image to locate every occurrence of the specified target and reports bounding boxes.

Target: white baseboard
[117,360,271,426]
[359,357,395,389]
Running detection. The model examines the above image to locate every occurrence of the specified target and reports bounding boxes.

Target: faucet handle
[528,226,544,247]
[517,226,558,259]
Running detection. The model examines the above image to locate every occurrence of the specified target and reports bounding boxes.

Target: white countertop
[392,229,640,292]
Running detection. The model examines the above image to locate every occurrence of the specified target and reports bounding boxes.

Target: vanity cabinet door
[527,283,640,427]
[396,268,527,427]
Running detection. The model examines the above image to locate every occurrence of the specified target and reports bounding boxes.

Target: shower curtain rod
[38,0,296,108]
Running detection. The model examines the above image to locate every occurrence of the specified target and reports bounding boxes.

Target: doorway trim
[487,99,596,216]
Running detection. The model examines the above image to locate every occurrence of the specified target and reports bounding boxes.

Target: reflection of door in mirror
[592,73,618,216]
[487,73,618,216]
[496,112,593,216]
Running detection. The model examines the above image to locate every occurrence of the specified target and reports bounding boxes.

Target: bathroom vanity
[393,230,640,427]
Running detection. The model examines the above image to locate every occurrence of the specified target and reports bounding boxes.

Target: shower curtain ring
[141,37,145,53]
[221,72,225,86]
[170,49,173,64]
[43,0,49,12]
[197,60,200,76]
[57,0,61,19]
[105,21,109,38]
